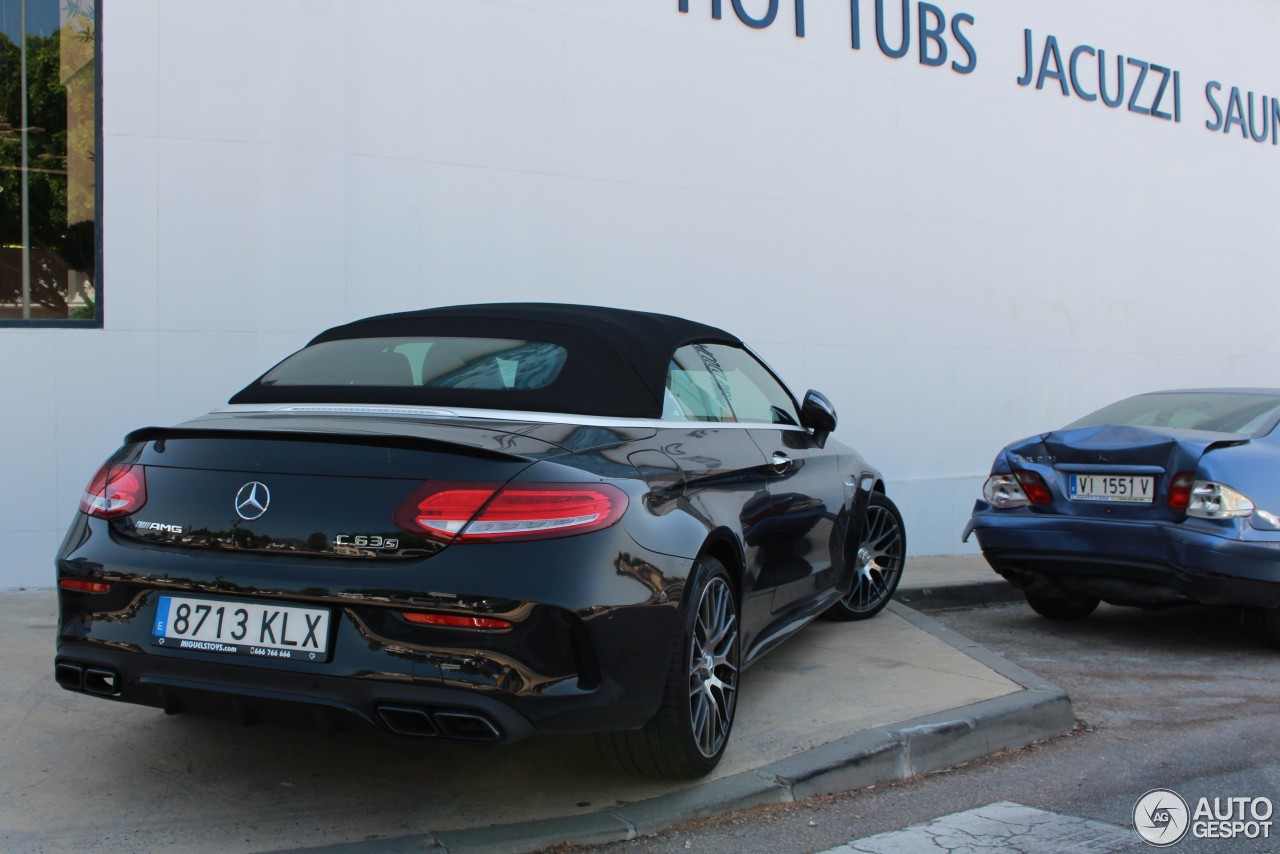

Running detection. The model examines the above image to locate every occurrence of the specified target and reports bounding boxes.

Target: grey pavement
[0,555,1071,853]
[832,801,1137,854]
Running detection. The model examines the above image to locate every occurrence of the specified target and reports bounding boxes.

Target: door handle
[771,452,793,473]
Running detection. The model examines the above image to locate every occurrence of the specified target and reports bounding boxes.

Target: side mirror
[801,390,837,447]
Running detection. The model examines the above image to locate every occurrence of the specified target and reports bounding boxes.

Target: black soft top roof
[230,303,741,418]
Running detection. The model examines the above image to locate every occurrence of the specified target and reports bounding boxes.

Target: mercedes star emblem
[234,481,271,520]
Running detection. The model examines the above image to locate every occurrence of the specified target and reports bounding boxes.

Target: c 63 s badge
[334,534,400,550]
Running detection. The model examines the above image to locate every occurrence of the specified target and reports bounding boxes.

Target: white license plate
[152,595,331,662]
[1068,473,1154,504]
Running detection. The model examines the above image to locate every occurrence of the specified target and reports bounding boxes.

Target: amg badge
[134,520,184,534]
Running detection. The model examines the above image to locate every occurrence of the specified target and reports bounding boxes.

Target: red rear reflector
[59,579,111,593]
[80,463,147,519]
[401,612,511,630]
[1014,470,1053,505]
[1168,472,1195,510]
[394,481,628,543]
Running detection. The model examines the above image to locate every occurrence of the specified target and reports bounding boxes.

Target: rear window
[1067,393,1280,436]
[259,337,568,391]
[229,312,703,418]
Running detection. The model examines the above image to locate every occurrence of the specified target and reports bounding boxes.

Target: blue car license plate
[1068,474,1154,504]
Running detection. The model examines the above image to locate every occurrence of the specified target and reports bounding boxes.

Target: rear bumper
[55,594,680,742]
[966,510,1280,608]
[54,644,539,742]
[55,518,691,742]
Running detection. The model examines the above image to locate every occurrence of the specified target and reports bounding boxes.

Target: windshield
[1066,392,1280,436]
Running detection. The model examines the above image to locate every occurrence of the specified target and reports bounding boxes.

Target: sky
[0,0,73,43]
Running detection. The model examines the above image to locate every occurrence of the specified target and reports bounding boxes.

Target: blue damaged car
[964,389,1280,642]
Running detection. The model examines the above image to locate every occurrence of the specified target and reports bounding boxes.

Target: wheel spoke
[866,571,888,600]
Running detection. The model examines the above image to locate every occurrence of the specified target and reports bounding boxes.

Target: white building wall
[4,0,1278,586]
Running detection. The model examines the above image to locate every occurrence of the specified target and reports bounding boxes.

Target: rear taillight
[1167,473,1254,518]
[1167,472,1195,510]
[1187,481,1255,519]
[393,481,628,543]
[394,484,497,539]
[982,471,1052,508]
[1015,471,1053,505]
[79,464,147,519]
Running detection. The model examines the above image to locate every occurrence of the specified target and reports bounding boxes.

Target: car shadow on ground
[996,600,1276,653]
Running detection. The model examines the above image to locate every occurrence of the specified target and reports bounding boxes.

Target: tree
[0,9,96,318]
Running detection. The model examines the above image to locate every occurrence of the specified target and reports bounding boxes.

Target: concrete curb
[894,580,1024,612]
[294,600,1074,854]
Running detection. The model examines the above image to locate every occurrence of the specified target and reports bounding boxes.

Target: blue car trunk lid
[1004,424,1249,521]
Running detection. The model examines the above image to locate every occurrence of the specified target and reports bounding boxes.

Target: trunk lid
[1005,424,1249,521]
[108,415,561,560]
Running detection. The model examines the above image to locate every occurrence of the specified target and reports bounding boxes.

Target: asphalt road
[556,600,1280,853]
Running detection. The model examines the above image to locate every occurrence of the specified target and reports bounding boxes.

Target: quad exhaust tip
[55,661,121,696]
[376,704,501,742]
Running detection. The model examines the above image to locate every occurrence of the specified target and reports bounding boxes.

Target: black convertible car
[56,303,905,777]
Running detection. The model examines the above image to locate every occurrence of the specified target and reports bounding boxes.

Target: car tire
[1025,591,1100,620]
[595,556,740,778]
[1262,608,1280,649]
[823,492,906,622]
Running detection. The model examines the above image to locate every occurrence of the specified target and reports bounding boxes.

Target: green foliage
[0,12,97,316]
[65,2,96,43]
[0,30,70,248]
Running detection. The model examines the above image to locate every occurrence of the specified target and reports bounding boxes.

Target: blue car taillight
[1167,472,1194,510]
[983,471,1051,508]
[1186,481,1255,519]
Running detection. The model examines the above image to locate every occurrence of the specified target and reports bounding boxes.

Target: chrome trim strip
[272,405,459,418]
[208,403,810,432]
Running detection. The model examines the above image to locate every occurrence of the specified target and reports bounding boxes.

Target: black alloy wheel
[686,569,739,761]
[824,492,906,621]
[595,556,740,777]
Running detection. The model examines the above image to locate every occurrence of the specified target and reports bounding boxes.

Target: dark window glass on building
[0,0,99,324]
